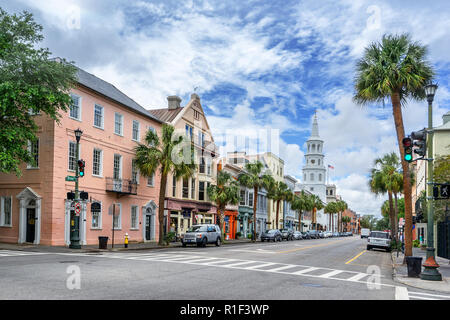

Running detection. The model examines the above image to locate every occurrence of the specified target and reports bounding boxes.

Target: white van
[361,228,370,239]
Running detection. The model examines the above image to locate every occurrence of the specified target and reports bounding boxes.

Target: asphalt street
[1,236,449,300]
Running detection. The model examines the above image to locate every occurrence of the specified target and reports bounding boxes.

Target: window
[91,202,101,229]
[69,94,81,120]
[191,178,195,199]
[132,120,140,141]
[319,174,322,181]
[68,141,78,171]
[206,182,210,201]
[194,110,200,120]
[131,160,139,184]
[92,149,102,176]
[240,190,246,206]
[114,112,123,135]
[113,154,122,180]
[94,104,104,128]
[182,178,189,198]
[0,196,12,226]
[198,131,205,147]
[27,139,39,169]
[304,174,307,182]
[199,181,205,201]
[185,124,193,141]
[199,157,205,173]
[131,205,139,229]
[248,192,253,207]
[147,126,156,146]
[113,203,121,230]
[310,173,314,181]
[318,159,321,165]
[172,176,177,197]
[330,189,333,196]
[147,174,154,187]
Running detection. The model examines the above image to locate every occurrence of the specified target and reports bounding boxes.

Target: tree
[308,194,324,231]
[207,170,240,241]
[291,191,312,232]
[238,161,273,242]
[0,8,77,175]
[267,181,292,229]
[354,33,435,259]
[134,124,196,246]
[342,216,351,232]
[336,200,348,232]
[324,201,338,232]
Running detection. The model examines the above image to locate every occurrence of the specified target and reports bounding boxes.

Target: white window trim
[68,141,80,172]
[91,200,102,230]
[130,205,139,230]
[114,112,124,136]
[0,196,13,227]
[92,148,103,177]
[113,154,122,180]
[147,174,154,187]
[26,139,39,169]
[113,203,122,230]
[132,159,140,185]
[132,120,140,142]
[93,104,104,129]
[69,93,82,121]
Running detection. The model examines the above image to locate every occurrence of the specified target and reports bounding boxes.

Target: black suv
[279,229,294,241]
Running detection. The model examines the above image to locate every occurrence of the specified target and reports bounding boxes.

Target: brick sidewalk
[391,247,450,293]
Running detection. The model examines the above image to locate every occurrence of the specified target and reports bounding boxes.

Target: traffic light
[77,159,85,177]
[411,129,427,157]
[402,137,413,162]
[440,184,449,199]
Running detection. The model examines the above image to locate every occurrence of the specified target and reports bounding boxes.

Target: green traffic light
[405,154,412,161]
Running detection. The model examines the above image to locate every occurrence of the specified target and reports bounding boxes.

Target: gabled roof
[75,67,162,123]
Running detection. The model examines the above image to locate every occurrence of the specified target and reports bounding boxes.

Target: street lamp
[420,81,442,281]
[69,128,83,249]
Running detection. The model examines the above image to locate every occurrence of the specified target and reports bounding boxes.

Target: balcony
[106,177,137,196]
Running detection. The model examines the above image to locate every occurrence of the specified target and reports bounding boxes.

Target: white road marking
[408,291,450,300]
[292,267,319,275]
[266,265,299,272]
[223,260,259,268]
[0,250,47,257]
[409,295,440,300]
[347,273,369,282]
[243,262,277,270]
[395,286,409,300]
[318,269,344,278]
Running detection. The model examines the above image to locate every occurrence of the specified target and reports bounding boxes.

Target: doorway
[26,207,36,243]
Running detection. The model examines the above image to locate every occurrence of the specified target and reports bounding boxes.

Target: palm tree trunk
[158,172,168,246]
[391,92,413,259]
[253,186,258,242]
[394,192,399,241]
[388,191,396,242]
[299,211,302,231]
[276,200,280,230]
[219,206,225,242]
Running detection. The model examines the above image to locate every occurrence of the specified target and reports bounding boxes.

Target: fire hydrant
[124,233,129,248]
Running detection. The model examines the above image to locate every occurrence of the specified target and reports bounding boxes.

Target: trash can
[98,236,108,249]
[405,256,422,278]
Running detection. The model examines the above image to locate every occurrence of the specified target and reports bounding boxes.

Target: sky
[2,0,449,218]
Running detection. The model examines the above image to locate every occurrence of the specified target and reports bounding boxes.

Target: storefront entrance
[26,208,36,243]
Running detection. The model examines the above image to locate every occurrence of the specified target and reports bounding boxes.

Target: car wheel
[272,238,276,242]
[215,237,221,247]
[261,239,264,242]
[367,245,371,250]
[182,242,186,247]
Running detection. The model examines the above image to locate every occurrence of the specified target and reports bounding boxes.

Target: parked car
[367,231,391,252]
[261,229,282,242]
[308,230,320,239]
[318,231,325,238]
[361,228,370,239]
[180,224,221,247]
[301,232,311,239]
[323,231,332,238]
[279,229,294,241]
[331,232,339,237]
[293,231,303,240]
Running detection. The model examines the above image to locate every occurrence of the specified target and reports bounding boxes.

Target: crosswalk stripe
[243,262,277,270]
[202,259,238,265]
[223,261,259,268]
[266,265,298,272]
[347,273,369,282]
[409,295,441,300]
[170,257,221,263]
[408,291,450,299]
[292,267,319,275]
[318,269,343,278]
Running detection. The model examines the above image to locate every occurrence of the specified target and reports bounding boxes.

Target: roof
[148,107,184,123]
[75,67,162,123]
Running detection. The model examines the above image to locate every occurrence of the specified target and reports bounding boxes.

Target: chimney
[167,96,181,110]
[443,111,450,125]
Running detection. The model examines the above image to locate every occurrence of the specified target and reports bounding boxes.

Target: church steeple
[310,110,320,138]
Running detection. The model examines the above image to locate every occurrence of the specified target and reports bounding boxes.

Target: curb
[390,252,450,293]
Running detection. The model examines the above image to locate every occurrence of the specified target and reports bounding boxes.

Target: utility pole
[69,128,83,249]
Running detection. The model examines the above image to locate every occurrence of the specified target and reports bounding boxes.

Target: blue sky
[3,0,450,217]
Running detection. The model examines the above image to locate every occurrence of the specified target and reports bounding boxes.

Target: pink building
[0,66,163,246]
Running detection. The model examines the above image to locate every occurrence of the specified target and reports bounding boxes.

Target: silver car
[180,224,222,247]
[367,231,391,252]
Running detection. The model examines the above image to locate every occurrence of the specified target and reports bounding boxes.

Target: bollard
[124,233,129,248]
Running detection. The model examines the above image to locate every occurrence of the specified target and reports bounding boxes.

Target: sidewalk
[391,247,450,293]
[0,238,253,254]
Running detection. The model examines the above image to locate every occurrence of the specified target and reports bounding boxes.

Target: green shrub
[164,232,176,245]
[413,240,420,248]
[235,232,241,239]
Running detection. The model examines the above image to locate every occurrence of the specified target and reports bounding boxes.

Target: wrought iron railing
[106,177,137,195]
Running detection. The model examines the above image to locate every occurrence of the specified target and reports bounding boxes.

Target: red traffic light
[402,137,412,147]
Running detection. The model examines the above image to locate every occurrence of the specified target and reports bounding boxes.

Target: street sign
[65,176,76,182]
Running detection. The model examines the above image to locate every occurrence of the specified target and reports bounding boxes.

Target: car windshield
[370,232,388,239]
[267,230,277,233]
[186,225,207,232]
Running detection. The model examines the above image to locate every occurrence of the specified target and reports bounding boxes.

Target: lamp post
[69,128,83,249]
[420,82,442,281]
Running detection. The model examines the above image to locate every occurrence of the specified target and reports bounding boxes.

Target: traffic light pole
[69,137,81,249]
[420,96,442,281]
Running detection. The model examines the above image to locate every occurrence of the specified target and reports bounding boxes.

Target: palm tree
[324,201,338,232]
[354,33,435,258]
[207,170,240,242]
[238,161,273,242]
[291,191,312,232]
[267,181,292,229]
[134,124,196,246]
[308,194,324,231]
[336,200,348,232]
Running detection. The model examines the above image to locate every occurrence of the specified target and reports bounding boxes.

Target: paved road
[0,236,449,300]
